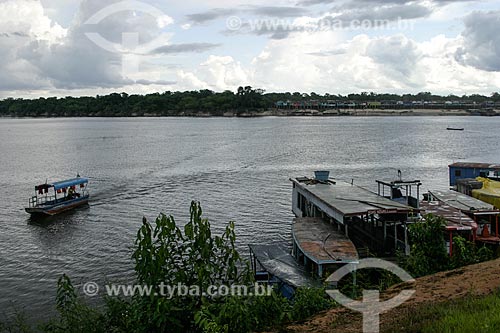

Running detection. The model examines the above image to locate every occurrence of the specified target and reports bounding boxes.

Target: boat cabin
[291,174,417,258]
[376,178,422,210]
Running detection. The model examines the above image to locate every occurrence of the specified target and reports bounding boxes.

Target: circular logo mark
[325,258,415,333]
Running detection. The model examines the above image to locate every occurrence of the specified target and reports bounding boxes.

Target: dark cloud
[21,0,136,89]
[297,0,336,5]
[186,6,308,25]
[186,9,237,24]
[135,79,177,85]
[20,0,180,89]
[251,6,309,17]
[366,35,422,78]
[0,32,29,38]
[455,10,500,72]
[151,43,221,55]
[0,4,51,91]
[331,3,432,22]
[223,21,294,40]
[0,41,49,91]
[298,0,478,6]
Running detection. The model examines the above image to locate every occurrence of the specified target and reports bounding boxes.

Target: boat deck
[293,217,358,264]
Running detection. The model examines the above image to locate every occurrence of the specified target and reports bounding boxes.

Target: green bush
[451,236,495,269]
[402,214,450,277]
[290,287,336,322]
[195,289,291,333]
[40,275,107,333]
[401,214,497,277]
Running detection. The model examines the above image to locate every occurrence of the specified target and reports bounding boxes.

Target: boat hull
[25,196,89,216]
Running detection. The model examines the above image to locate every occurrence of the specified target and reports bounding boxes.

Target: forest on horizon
[1,87,499,117]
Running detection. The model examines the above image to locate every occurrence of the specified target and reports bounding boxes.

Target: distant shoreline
[1,108,499,118]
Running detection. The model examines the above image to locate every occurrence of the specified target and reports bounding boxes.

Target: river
[1,116,499,321]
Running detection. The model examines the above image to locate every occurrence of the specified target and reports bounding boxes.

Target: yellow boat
[472,177,500,209]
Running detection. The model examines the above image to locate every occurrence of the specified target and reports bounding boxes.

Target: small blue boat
[25,177,89,216]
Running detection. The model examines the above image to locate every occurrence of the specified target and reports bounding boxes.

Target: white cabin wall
[292,187,303,217]
[296,186,345,224]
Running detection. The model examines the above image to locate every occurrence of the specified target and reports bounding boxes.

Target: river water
[1,116,499,321]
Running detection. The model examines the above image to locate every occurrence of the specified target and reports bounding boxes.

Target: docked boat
[25,177,89,216]
[291,172,417,260]
[249,244,320,299]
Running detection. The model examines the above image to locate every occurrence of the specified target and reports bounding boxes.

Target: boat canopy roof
[291,178,414,217]
[429,189,495,212]
[36,177,88,191]
[52,177,88,190]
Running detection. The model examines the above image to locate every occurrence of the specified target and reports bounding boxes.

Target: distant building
[449,162,500,186]
[367,101,382,108]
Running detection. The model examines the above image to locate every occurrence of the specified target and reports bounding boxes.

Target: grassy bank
[386,290,500,332]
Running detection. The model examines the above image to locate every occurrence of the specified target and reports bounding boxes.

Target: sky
[0,0,499,98]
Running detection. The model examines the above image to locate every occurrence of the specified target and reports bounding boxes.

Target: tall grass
[386,291,500,332]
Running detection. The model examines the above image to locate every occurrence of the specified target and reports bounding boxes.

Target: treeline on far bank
[1,87,500,117]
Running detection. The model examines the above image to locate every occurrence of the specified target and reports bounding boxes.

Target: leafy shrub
[196,290,291,333]
[402,214,449,277]
[128,201,253,332]
[451,236,495,269]
[401,214,497,277]
[290,287,336,322]
[40,275,106,333]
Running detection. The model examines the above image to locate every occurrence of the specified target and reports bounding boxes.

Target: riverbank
[274,257,500,333]
[235,108,499,117]
[1,108,498,118]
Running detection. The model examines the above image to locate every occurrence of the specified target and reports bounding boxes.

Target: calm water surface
[1,116,499,321]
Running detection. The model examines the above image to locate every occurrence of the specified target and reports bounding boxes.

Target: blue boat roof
[51,177,89,190]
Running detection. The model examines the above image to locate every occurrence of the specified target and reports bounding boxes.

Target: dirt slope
[280,258,500,332]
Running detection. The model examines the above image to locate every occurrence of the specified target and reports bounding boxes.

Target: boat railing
[29,195,57,208]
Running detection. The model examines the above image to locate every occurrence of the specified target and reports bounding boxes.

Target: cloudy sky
[1,0,499,98]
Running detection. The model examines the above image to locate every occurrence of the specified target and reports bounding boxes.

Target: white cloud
[421,34,500,93]
[0,0,65,91]
[179,28,499,95]
[0,0,67,42]
[177,55,249,91]
[0,0,499,97]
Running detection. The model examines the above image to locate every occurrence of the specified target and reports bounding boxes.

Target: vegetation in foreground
[400,214,496,277]
[0,202,335,333]
[1,210,498,332]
